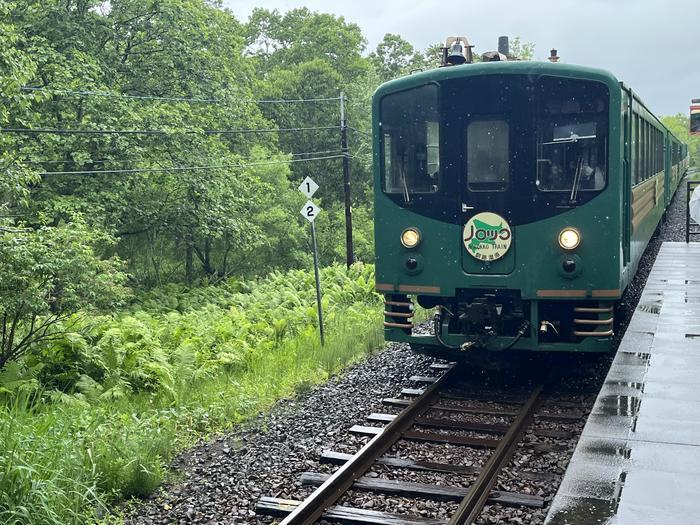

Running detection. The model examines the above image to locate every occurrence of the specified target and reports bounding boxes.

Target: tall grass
[0,265,384,524]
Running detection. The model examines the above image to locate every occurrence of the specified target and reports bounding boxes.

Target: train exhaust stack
[498,35,510,56]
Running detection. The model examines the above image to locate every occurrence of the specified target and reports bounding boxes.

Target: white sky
[223,0,698,116]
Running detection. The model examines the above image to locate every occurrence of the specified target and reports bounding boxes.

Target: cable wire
[39,154,345,176]
[20,87,342,105]
[348,126,371,138]
[1,125,340,136]
[26,149,341,166]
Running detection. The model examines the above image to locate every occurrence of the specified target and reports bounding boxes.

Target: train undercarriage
[383,291,615,354]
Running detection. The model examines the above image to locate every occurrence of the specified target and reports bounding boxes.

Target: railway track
[255,362,584,524]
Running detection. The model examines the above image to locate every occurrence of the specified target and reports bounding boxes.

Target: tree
[10,0,296,284]
[662,114,700,167]
[509,36,535,60]
[246,8,372,203]
[370,34,427,82]
[0,221,127,368]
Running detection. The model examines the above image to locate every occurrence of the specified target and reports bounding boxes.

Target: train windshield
[536,78,608,194]
[467,120,510,191]
[380,84,440,201]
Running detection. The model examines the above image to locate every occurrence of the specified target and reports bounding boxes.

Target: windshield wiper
[541,134,597,145]
[400,166,411,204]
[569,157,583,204]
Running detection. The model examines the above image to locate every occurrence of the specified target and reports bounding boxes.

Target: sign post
[299,177,324,346]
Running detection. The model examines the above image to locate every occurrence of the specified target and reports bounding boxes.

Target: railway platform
[545,242,700,525]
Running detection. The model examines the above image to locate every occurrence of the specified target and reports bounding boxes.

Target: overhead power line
[20,87,341,105]
[348,126,371,138]
[26,149,341,166]
[1,125,340,136]
[39,153,345,176]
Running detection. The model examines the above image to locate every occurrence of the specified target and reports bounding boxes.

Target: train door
[622,92,631,265]
[460,118,517,276]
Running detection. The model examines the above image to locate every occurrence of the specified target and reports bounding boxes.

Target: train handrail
[687,178,700,243]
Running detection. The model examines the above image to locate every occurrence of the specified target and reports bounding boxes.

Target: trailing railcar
[373,60,688,354]
[691,99,700,136]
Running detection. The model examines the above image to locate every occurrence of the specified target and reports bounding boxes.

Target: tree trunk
[221,240,232,278]
[185,243,194,284]
[203,238,213,275]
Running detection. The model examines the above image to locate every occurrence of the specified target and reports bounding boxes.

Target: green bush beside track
[0,264,383,524]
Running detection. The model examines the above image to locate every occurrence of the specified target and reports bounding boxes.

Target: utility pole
[340,91,354,267]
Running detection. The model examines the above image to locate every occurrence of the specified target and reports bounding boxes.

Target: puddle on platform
[583,441,632,459]
[597,395,641,417]
[608,380,645,393]
[637,302,661,314]
[546,496,617,525]
[614,352,651,367]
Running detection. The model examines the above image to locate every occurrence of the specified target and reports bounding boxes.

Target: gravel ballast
[126,178,695,524]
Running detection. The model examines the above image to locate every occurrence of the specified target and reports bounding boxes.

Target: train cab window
[380,84,440,200]
[466,120,509,191]
[536,121,605,191]
[535,78,608,195]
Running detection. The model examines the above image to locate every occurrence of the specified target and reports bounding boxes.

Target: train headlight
[401,228,421,249]
[558,228,581,250]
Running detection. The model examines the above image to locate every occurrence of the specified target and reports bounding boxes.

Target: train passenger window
[634,115,639,184]
[380,84,440,200]
[466,120,509,191]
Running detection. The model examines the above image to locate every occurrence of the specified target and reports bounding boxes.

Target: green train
[373,53,689,355]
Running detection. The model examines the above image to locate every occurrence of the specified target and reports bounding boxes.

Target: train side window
[633,115,639,184]
[644,122,649,180]
[648,125,651,177]
[644,121,649,180]
[466,120,509,191]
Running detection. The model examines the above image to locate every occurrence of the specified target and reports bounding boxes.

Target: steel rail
[279,363,456,525]
[448,384,544,525]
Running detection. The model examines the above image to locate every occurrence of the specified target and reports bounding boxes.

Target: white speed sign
[300,200,321,222]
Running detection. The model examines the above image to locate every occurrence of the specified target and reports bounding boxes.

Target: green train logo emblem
[463,212,512,261]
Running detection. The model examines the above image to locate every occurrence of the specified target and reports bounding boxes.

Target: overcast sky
[223,0,697,116]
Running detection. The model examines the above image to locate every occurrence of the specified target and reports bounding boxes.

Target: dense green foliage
[1,0,534,288]
[0,1,543,522]
[661,114,700,166]
[0,263,382,523]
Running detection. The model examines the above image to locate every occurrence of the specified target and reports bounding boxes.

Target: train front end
[373,62,623,354]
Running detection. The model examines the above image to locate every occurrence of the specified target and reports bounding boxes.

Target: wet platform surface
[545,242,700,525]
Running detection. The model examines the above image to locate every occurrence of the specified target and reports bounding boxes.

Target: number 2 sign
[300,200,320,222]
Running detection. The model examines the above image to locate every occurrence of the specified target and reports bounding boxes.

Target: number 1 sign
[298,176,319,199]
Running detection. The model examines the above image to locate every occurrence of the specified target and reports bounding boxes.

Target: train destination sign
[463,211,513,261]
[298,176,319,198]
